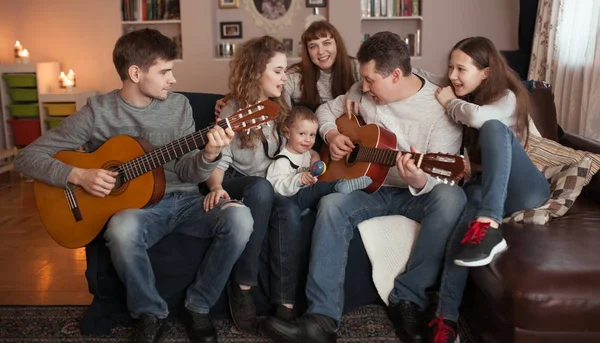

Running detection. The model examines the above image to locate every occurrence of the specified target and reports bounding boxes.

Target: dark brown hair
[451,37,531,160]
[289,21,356,110]
[112,28,178,81]
[224,36,290,149]
[357,31,411,77]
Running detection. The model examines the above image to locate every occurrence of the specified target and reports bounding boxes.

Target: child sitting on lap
[266,107,372,210]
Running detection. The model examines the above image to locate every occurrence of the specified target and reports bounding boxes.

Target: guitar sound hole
[347,144,360,164]
[107,166,125,190]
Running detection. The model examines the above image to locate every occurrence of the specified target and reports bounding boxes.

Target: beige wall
[0,0,518,95]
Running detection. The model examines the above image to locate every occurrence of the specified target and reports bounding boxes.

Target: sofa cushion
[469,196,600,332]
[506,158,591,225]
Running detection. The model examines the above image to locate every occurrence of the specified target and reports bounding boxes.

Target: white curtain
[529,0,600,140]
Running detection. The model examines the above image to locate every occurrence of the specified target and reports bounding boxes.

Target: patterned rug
[0,305,481,342]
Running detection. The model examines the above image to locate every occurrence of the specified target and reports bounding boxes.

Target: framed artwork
[282,38,293,57]
[220,21,243,39]
[219,0,240,9]
[305,0,326,7]
[244,0,300,34]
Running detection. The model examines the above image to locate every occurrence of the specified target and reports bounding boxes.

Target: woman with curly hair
[203,35,301,336]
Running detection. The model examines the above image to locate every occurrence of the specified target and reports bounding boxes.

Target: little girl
[429,36,550,343]
[266,106,372,209]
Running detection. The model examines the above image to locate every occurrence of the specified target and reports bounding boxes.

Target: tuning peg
[450,181,455,186]
[256,125,261,130]
[245,129,250,135]
[443,179,448,184]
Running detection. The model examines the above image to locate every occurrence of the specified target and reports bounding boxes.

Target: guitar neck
[118,122,220,182]
[353,146,421,167]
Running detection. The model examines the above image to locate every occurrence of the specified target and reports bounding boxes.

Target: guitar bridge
[64,188,83,222]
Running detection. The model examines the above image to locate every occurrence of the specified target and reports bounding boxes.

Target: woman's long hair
[289,21,356,110]
[224,36,290,148]
[451,37,531,161]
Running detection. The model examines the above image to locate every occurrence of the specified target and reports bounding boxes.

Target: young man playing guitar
[14,29,254,343]
[262,32,466,343]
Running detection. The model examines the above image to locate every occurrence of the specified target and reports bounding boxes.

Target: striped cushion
[526,135,600,186]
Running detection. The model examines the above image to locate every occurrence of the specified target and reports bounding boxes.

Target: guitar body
[33,135,165,248]
[319,114,397,193]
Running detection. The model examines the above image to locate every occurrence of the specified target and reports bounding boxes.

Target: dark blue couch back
[177,92,224,131]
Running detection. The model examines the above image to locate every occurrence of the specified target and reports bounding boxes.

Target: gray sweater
[316,74,463,195]
[14,90,219,194]
[218,99,283,177]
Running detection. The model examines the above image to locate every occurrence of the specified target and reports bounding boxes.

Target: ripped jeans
[104,191,253,318]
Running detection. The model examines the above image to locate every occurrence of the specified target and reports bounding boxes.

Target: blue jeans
[436,120,550,321]
[104,191,253,318]
[222,169,302,305]
[305,184,467,324]
[290,181,338,211]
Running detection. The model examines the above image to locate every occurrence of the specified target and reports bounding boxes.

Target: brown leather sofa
[462,82,600,343]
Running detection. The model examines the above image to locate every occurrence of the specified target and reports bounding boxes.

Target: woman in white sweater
[429,37,550,342]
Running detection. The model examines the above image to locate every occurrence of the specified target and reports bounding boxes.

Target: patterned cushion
[526,135,600,186]
[506,158,591,225]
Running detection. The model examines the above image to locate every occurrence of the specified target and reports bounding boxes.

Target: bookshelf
[360,0,423,58]
[120,0,183,60]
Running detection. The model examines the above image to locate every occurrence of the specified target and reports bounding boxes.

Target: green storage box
[2,73,37,88]
[7,103,39,117]
[8,88,38,102]
[44,117,64,130]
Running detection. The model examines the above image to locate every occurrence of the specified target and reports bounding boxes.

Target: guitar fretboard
[353,146,421,167]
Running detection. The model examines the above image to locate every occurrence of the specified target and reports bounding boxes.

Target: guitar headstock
[415,153,467,185]
[226,99,279,134]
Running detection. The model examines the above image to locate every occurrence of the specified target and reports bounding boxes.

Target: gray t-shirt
[14,90,219,194]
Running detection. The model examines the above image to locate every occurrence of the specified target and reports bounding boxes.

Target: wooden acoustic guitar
[33,100,279,249]
[319,114,467,193]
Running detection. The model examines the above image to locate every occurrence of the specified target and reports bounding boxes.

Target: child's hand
[435,86,457,108]
[214,98,226,119]
[203,187,230,211]
[300,172,316,185]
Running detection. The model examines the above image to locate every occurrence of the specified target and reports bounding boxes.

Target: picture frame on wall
[220,21,243,39]
[305,0,326,7]
[219,0,239,9]
[282,38,293,57]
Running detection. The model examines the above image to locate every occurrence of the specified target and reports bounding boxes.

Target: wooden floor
[0,172,93,305]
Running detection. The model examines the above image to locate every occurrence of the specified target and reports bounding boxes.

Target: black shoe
[227,282,259,334]
[135,314,168,343]
[389,300,424,343]
[454,221,507,267]
[427,314,459,343]
[184,309,217,343]
[273,304,296,322]
[262,314,337,343]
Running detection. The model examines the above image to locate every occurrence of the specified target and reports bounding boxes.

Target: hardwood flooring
[0,172,93,305]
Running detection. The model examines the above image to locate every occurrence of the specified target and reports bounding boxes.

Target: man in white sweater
[263,32,466,343]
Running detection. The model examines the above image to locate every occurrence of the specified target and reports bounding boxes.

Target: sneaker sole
[453,239,507,267]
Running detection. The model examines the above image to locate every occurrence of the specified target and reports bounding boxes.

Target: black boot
[135,314,168,343]
[184,309,217,343]
[389,300,425,343]
[262,313,337,343]
[227,282,259,334]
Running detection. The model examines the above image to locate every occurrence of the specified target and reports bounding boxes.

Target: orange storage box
[8,118,41,146]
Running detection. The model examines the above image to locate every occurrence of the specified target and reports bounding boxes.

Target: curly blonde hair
[224,36,290,148]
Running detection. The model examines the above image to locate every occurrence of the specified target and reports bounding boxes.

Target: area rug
[0,304,482,342]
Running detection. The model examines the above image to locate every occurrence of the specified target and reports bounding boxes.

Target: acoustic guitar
[33,100,279,249]
[319,114,467,193]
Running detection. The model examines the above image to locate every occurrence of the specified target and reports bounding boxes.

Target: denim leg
[222,176,274,287]
[388,184,467,310]
[171,193,253,314]
[289,181,337,211]
[436,181,482,321]
[269,194,302,305]
[104,193,179,319]
[478,120,550,222]
[306,190,389,324]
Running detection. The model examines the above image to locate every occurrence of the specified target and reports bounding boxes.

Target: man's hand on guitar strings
[396,146,427,190]
[203,187,231,212]
[327,131,355,161]
[67,167,118,198]
[204,125,235,161]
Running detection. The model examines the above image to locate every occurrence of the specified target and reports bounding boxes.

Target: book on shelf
[362,0,420,18]
[122,0,180,21]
